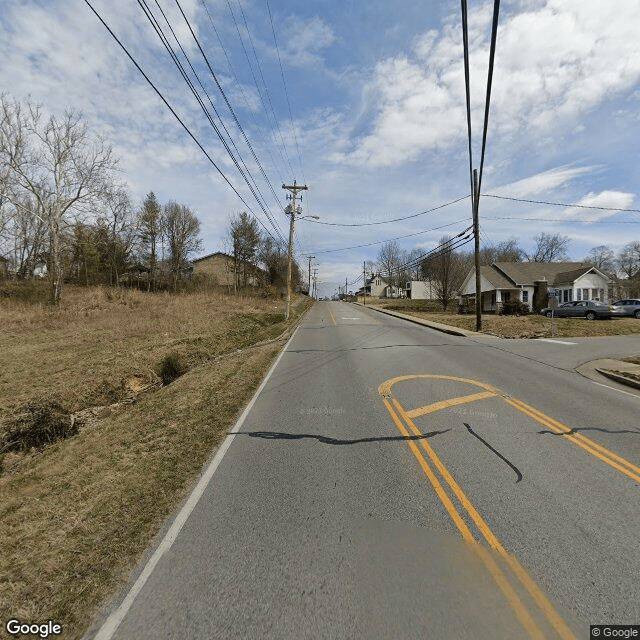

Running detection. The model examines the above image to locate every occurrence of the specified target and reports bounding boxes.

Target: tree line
[0,96,202,303]
[227,211,301,294]
[372,232,640,310]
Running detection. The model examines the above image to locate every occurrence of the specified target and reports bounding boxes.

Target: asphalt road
[91,301,640,639]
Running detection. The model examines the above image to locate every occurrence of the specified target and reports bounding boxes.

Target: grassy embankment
[0,284,312,639]
[372,299,640,339]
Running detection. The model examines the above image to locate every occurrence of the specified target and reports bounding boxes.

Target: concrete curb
[594,368,640,391]
[353,302,476,337]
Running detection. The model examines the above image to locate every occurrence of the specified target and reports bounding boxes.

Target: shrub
[499,300,530,316]
[157,352,189,385]
[1,400,78,453]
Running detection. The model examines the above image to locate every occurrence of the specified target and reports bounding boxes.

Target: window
[491,293,496,305]
[522,290,529,303]
[583,288,590,300]
[503,291,511,302]
[592,288,598,300]
[577,289,582,301]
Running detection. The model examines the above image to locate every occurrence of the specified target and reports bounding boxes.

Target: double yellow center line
[379,373,639,639]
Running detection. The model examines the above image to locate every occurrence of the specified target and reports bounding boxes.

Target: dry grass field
[0,284,311,639]
[373,300,640,338]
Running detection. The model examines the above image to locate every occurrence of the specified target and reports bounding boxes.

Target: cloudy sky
[2,0,640,295]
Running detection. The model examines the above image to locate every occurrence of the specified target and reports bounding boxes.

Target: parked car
[610,299,640,318]
[539,300,613,320]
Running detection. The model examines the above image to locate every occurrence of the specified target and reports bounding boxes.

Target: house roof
[479,265,516,289]
[192,251,230,263]
[492,261,589,285]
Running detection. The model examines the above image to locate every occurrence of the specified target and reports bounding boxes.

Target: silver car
[610,299,640,318]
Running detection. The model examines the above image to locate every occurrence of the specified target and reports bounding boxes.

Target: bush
[1,400,78,453]
[499,300,530,316]
[157,352,189,385]
[0,280,50,304]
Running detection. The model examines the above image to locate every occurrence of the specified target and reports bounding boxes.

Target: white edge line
[588,378,640,399]
[92,327,300,640]
[535,339,577,345]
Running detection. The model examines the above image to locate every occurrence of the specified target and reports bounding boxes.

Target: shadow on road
[237,429,450,446]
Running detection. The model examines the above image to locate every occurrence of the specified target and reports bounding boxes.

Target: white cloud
[281,16,336,68]
[491,165,598,198]
[343,0,640,167]
[563,190,636,222]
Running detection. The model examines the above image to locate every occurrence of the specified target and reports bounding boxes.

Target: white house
[459,262,612,312]
[405,279,440,300]
[357,273,402,299]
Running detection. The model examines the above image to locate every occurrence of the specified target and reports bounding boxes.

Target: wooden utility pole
[283,181,308,320]
[473,169,482,332]
[307,255,315,297]
[363,261,367,306]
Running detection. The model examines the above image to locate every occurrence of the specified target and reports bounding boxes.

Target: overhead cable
[484,193,640,214]
[313,219,472,255]
[305,195,470,227]
[83,0,279,242]
[173,0,287,242]
[138,0,283,242]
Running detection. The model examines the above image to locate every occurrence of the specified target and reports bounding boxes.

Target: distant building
[405,279,440,300]
[191,252,265,288]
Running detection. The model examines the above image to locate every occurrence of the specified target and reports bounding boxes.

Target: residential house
[405,278,440,300]
[191,252,265,288]
[357,273,402,299]
[459,262,612,312]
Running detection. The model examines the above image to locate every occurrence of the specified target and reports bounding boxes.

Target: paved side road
[88,301,640,639]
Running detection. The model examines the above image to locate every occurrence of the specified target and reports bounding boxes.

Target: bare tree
[0,96,116,303]
[527,232,570,262]
[584,245,615,274]
[480,237,525,264]
[164,201,202,286]
[100,186,136,285]
[422,235,468,310]
[377,240,405,288]
[616,241,640,278]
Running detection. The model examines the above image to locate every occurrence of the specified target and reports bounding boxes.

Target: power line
[477,0,501,199]
[305,195,470,227]
[484,216,639,224]
[173,0,287,243]
[198,0,288,186]
[266,0,305,183]
[83,0,280,243]
[312,218,471,254]
[483,193,640,214]
[225,0,295,178]
[138,0,284,243]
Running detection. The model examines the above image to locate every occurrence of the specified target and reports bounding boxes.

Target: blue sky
[2,0,640,296]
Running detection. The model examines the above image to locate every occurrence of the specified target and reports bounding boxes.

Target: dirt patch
[0,400,77,454]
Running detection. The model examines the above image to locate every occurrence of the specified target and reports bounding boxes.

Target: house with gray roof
[459,262,612,312]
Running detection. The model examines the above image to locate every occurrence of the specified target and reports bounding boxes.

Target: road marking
[340,317,361,320]
[380,375,577,640]
[504,397,640,484]
[92,329,300,640]
[328,308,337,325]
[380,373,639,486]
[535,339,577,345]
[405,391,496,419]
[382,395,559,639]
